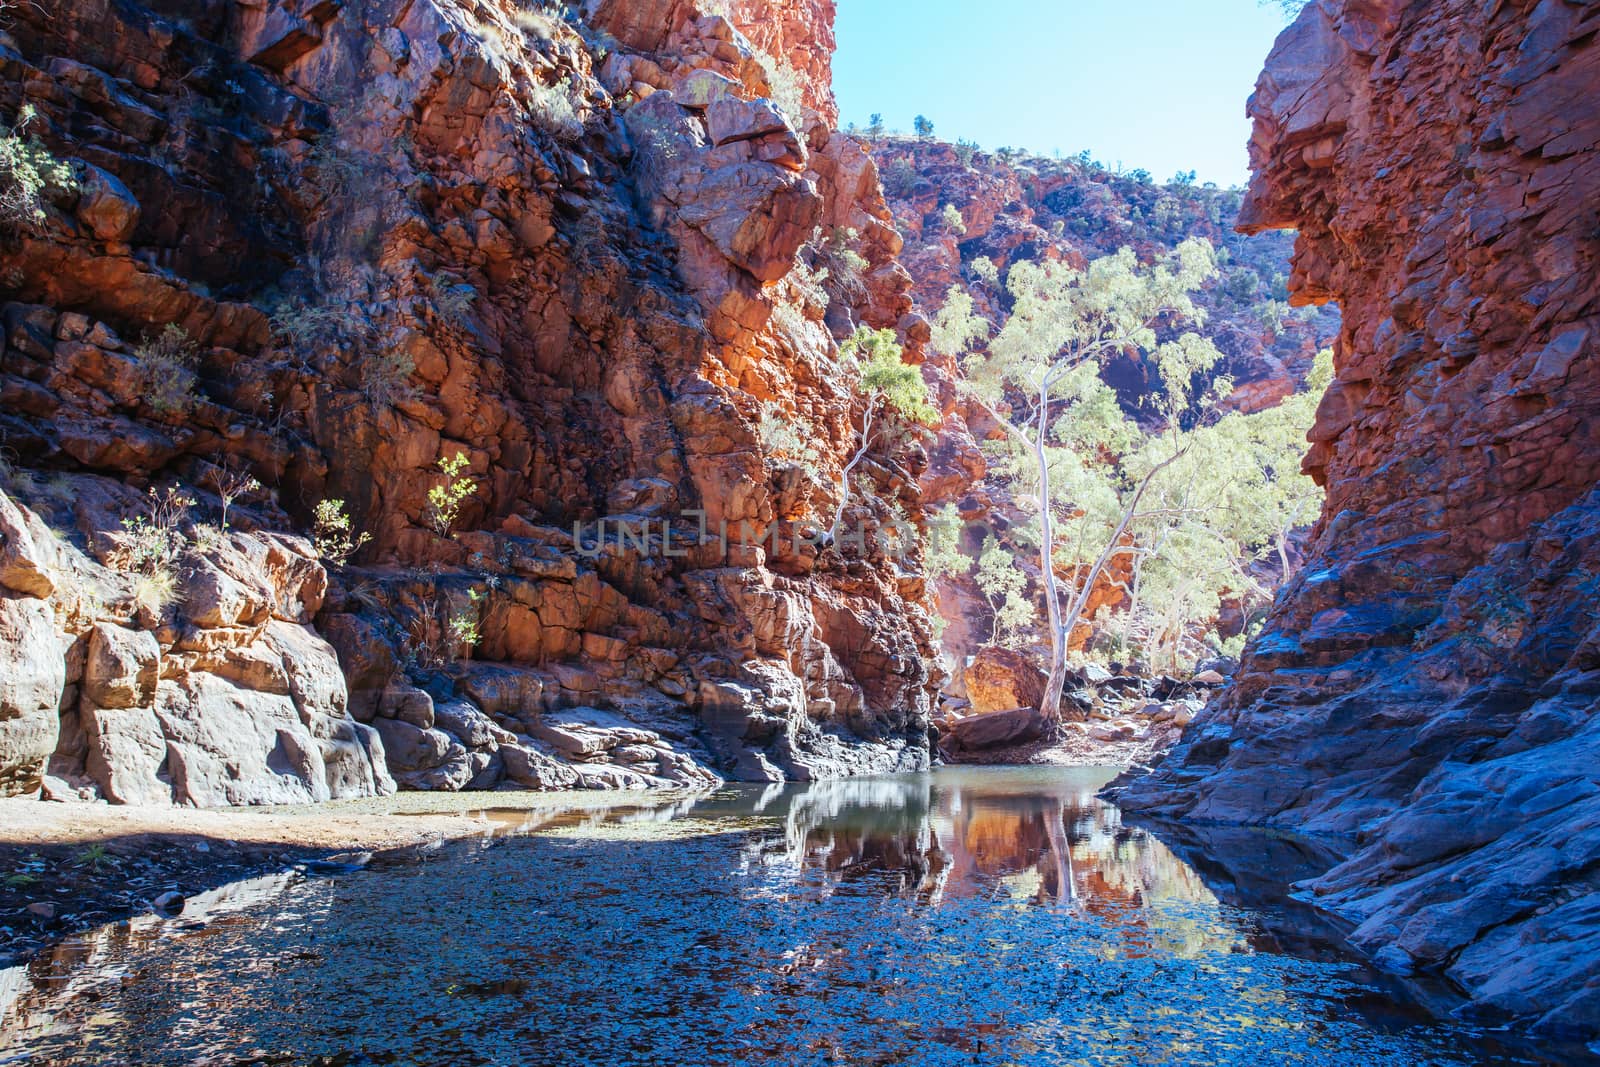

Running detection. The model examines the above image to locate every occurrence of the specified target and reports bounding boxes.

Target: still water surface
[0,767,1551,1065]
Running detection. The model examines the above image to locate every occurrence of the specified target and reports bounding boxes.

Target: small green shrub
[312,498,370,565]
[0,106,75,233]
[425,452,477,536]
[758,402,822,476]
[939,203,967,235]
[134,325,200,415]
[756,51,805,128]
[112,486,193,575]
[267,300,359,351]
[358,347,416,409]
[881,157,918,199]
[447,589,483,661]
[429,273,477,324]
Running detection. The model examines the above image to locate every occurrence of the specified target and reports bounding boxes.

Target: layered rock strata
[1120,0,1600,1040]
[0,0,938,802]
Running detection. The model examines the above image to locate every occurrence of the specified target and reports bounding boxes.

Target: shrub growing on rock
[0,105,75,233]
[425,452,477,537]
[881,157,919,199]
[110,486,195,617]
[312,499,370,565]
[756,52,806,127]
[134,325,200,415]
[758,403,822,477]
[529,76,585,143]
[830,327,939,539]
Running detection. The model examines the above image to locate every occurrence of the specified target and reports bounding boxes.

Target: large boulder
[962,646,1047,716]
[943,707,1045,754]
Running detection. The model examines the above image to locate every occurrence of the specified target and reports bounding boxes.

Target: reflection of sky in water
[0,768,1535,1066]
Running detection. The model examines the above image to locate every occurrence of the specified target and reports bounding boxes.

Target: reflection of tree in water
[752,768,1227,956]
[742,776,950,901]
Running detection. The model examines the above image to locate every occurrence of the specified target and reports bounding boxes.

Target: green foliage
[267,299,359,352]
[954,139,979,169]
[866,113,886,138]
[922,504,972,582]
[74,844,112,870]
[312,498,371,565]
[913,115,935,139]
[975,535,1035,647]
[429,273,477,324]
[111,486,193,581]
[134,325,201,415]
[937,239,1263,683]
[939,203,967,235]
[448,589,483,660]
[0,105,75,232]
[881,156,919,199]
[968,257,1000,289]
[812,226,869,304]
[841,327,938,426]
[756,52,806,127]
[426,452,477,536]
[358,346,417,409]
[758,402,822,476]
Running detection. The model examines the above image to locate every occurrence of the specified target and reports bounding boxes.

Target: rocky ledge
[1117,0,1600,1042]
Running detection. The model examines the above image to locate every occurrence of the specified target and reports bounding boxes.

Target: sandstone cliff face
[1121,0,1600,1040]
[0,0,938,802]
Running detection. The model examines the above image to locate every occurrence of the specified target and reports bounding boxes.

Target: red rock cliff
[1121,0,1600,1041]
[0,0,937,802]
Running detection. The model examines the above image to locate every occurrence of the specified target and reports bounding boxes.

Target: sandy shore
[0,789,686,851]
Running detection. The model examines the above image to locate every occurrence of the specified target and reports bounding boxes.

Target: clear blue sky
[833,0,1293,188]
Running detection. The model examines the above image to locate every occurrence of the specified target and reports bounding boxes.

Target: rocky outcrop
[0,0,938,800]
[1119,0,1600,1041]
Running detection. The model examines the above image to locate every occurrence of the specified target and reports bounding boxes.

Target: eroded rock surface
[0,0,938,801]
[1119,0,1600,1040]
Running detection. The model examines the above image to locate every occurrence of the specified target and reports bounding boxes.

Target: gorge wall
[1120,0,1600,1041]
[0,0,941,804]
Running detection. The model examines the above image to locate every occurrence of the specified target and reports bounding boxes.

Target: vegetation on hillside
[934,241,1328,694]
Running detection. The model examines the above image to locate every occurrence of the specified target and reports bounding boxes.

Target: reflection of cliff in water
[747,767,1226,955]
